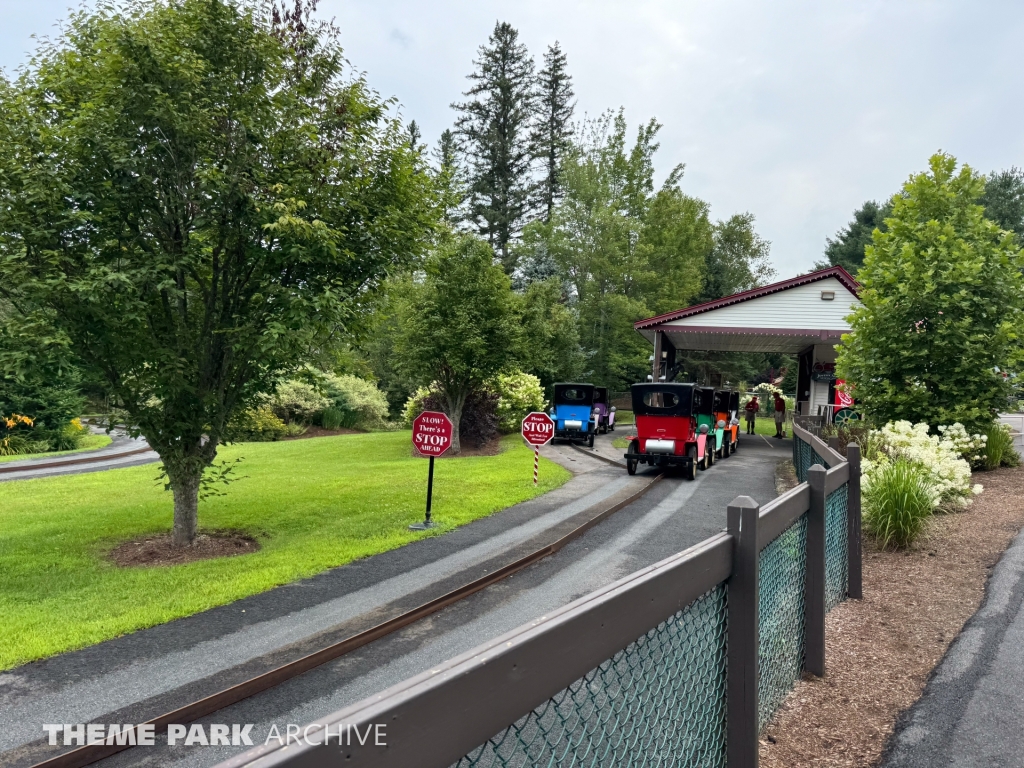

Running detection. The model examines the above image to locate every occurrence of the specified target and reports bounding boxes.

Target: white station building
[633,266,863,419]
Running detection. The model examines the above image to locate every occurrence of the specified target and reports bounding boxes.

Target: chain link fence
[757,514,808,730]
[456,586,729,768]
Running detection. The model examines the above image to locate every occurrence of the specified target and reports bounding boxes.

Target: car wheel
[588,433,595,448]
[626,457,637,475]
[685,444,697,480]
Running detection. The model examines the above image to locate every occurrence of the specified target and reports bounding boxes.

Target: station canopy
[634,266,861,354]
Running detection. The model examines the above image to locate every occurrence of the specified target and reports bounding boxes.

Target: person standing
[744,395,759,435]
[773,392,787,438]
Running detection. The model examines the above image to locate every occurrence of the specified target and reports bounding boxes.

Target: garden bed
[760,465,1024,767]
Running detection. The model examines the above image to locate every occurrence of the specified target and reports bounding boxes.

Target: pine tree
[452,21,536,273]
[434,129,465,225]
[532,42,575,222]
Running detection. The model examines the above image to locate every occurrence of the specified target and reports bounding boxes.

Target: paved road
[0,429,157,482]
[1,432,791,768]
[881,524,1024,768]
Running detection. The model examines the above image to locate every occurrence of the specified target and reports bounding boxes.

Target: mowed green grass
[0,433,112,463]
[0,432,570,670]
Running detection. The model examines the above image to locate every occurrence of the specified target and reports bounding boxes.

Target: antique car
[712,390,737,458]
[695,386,717,468]
[593,387,617,433]
[550,383,597,447]
[623,383,714,480]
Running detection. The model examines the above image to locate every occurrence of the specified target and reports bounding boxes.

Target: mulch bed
[760,465,1024,767]
[108,530,260,567]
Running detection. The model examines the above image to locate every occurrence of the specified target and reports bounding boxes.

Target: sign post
[410,411,453,530]
[521,412,555,486]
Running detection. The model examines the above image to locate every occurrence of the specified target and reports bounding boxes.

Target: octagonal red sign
[412,410,453,457]
[521,411,555,446]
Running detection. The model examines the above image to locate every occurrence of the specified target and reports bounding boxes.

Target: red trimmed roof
[634,265,860,330]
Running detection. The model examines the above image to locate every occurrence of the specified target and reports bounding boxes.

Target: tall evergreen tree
[452,22,536,273]
[532,42,575,222]
[979,167,1024,239]
[433,129,465,225]
[816,200,892,275]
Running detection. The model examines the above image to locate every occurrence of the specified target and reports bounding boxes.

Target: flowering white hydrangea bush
[861,420,981,510]
[937,423,987,466]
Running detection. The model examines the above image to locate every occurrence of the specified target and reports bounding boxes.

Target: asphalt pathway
[881,524,1024,768]
[0,429,157,482]
[1,432,790,768]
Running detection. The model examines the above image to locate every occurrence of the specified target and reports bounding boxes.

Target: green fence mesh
[456,585,729,768]
[793,433,832,481]
[757,514,808,731]
[825,485,850,612]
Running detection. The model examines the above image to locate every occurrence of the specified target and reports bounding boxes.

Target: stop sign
[412,411,453,457]
[521,412,555,446]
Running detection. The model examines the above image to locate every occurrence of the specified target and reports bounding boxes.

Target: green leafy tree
[519,278,586,387]
[531,42,575,222]
[395,236,522,453]
[0,0,435,545]
[815,200,892,274]
[978,167,1024,239]
[453,22,536,273]
[837,153,1024,432]
[696,213,774,303]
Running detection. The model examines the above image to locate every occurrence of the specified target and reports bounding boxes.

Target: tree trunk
[443,388,468,455]
[171,472,201,547]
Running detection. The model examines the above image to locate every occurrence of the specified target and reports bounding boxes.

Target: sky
[3,0,1023,278]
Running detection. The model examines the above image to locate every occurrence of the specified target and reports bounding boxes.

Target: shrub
[319,407,350,431]
[272,381,331,425]
[318,374,389,430]
[862,420,978,510]
[225,405,288,442]
[50,418,89,451]
[490,371,545,433]
[982,422,1021,470]
[402,386,499,447]
[864,458,935,548]
[937,423,987,467]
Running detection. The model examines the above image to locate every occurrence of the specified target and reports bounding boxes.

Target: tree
[696,213,775,303]
[395,236,522,453]
[0,0,435,546]
[532,42,575,222]
[433,129,466,226]
[837,153,1024,433]
[815,200,891,275]
[978,167,1024,239]
[453,22,536,273]
[519,278,586,388]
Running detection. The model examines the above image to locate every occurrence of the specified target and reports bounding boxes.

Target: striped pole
[533,445,539,486]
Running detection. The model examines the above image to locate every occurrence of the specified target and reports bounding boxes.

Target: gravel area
[760,465,1024,767]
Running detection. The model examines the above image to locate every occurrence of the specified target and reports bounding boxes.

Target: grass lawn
[0,433,112,463]
[0,432,570,670]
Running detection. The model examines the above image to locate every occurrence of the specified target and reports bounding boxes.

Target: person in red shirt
[773,393,787,438]
[744,396,759,435]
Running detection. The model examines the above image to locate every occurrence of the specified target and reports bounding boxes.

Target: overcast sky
[3,0,1023,277]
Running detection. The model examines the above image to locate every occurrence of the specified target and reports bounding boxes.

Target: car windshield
[554,384,594,405]
[631,384,694,417]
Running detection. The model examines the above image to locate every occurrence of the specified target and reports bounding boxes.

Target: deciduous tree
[837,153,1024,432]
[0,0,435,545]
[395,236,522,453]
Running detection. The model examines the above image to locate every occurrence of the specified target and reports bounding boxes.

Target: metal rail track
[28,471,663,768]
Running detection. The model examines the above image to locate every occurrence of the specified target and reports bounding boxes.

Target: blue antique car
[550,383,597,447]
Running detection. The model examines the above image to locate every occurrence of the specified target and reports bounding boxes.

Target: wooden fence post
[727,495,760,768]
[805,465,827,677]
[846,444,863,599]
